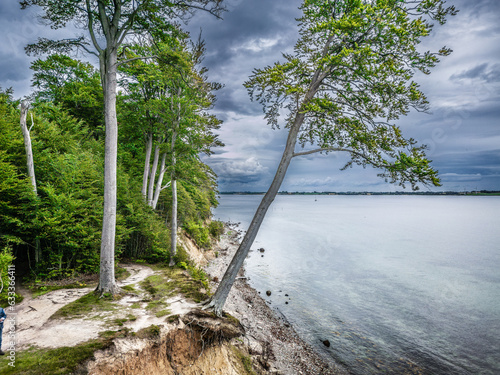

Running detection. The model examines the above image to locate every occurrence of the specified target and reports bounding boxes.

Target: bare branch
[86,0,103,54]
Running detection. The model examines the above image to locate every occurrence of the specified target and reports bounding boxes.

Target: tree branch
[117,55,157,66]
[86,0,103,54]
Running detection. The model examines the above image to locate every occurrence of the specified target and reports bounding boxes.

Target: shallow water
[213,195,500,375]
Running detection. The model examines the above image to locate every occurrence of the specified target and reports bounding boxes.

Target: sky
[1,0,499,192]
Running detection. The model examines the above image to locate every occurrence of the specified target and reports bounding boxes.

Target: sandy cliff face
[86,311,251,375]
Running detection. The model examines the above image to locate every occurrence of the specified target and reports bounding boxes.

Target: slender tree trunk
[169,121,179,266]
[205,64,328,315]
[205,120,303,315]
[152,152,167,210]
[142,132,153,201]
[19,101,37,195]
[20,101,41,265]
[169,177,178,267]
[147,136,161,207]
[98,48,119,295]
[169,89,182,266]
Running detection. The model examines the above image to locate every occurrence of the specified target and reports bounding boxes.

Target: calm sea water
[213,195,500,375]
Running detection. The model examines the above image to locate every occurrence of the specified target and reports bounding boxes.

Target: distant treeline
[221,191,500,196]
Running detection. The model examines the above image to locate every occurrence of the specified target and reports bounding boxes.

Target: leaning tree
[205,0,458,316]
[21,0,225,294]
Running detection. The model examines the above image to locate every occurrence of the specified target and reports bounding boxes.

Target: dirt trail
[14,264,196,349]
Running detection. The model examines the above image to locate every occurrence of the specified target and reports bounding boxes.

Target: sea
[213,194,500,375]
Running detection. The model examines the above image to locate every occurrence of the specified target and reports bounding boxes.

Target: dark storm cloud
[451,63,500,82]
[186,0,301,115]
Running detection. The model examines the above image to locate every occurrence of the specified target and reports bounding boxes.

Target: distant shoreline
[220,190,500,196]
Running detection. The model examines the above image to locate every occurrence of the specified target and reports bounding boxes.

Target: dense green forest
[0,27,223,302]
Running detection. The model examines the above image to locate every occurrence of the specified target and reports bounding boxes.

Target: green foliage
[30,54,104,139]
[0,89,177,279]
[1,339,110,375]
[183,220,211,249]
[51,292,118,320]
[245,0,457,190]
[208,220,224,241]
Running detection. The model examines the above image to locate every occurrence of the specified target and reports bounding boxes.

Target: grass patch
[140,267,210,304]
[136,324,161,339]
[121,284,139,293]
[0,337,117,375]
[50,292,118,320]
[155,309,171,318]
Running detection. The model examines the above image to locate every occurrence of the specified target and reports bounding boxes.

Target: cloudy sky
[1,0,499,192]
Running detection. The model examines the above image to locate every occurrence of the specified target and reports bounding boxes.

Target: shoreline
[205,222,348,375]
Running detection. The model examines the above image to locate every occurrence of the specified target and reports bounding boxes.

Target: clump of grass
[155,309,171,318]
[121,284,139,293]
[2,339,111,375]
[136,324,161,339]
[146,299,169,313]
[50,292,118,320]
[141,267,210,304]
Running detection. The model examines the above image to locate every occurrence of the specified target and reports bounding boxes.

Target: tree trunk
[141,132,153,201]
[98,48,119,295]
[152,152,167,210]
[206,117,304,316]
[19,101,37,195]
[147,136,161,207]
[169,177,178,267]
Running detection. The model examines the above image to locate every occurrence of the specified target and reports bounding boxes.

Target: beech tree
[121,35,222,263]
[205,0,458,316]
[21,0,225,294]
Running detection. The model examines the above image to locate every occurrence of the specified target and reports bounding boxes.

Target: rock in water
[266,290,272,296]
[322,339,331,348]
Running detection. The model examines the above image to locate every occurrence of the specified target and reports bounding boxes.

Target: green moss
[140,267,209,303]
[50,292,118,319]
[155,309,171,318]
[231,345,257,375]
[121,284,138,293]
[136,324,161,339]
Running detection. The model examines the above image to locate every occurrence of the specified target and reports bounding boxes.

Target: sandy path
[13,264,183,349]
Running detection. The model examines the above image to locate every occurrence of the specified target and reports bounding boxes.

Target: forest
[0,22,224,304]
